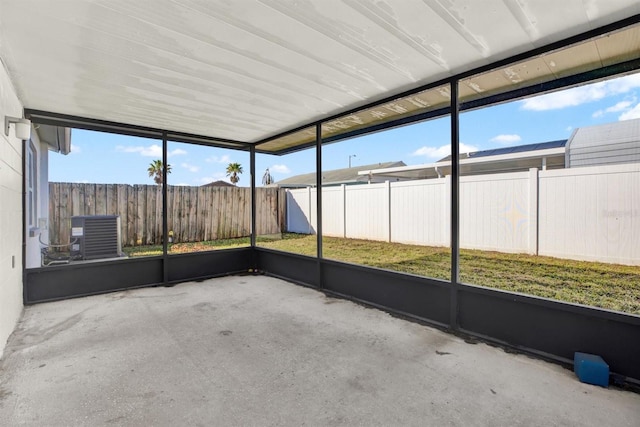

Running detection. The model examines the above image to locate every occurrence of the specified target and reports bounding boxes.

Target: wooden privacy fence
[49,183,286,247]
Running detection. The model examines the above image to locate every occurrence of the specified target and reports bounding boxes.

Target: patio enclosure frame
[23,15,640,385]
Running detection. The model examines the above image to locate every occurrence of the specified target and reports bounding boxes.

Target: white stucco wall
[0,60,24,358]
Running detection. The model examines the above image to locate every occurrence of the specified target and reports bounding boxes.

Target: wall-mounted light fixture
[5,116,32,140]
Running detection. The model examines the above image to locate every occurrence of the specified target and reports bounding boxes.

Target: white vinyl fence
[459,170,534,254]
[286,163,640,265]
[538,164,640,264]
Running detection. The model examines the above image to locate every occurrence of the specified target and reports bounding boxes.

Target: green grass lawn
[123,236,251,257]
[123,233,640,315]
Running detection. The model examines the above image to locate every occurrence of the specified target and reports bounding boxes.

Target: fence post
[341,184,347,238]
[443,175,451,247]
[307,186,313,234]
[285,190,290,233]
[528,168,539,255]
[385,180,391,242]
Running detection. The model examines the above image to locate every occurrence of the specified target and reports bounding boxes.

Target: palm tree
[262,168,275,185]
[226,162,243,185]
[147,159,171,185]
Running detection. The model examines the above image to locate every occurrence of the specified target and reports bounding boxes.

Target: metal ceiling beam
[24,109,252,150]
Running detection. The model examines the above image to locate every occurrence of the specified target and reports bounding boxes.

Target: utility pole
[349,154,356,168]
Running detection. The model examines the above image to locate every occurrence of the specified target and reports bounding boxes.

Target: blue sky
[50,72,640,186]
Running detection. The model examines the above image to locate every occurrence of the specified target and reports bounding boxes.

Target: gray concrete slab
[1,275,638,426]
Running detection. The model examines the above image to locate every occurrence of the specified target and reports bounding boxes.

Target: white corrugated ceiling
[1,0,639,149]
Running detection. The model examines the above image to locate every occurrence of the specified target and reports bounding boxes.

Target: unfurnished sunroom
[1,1,639,385]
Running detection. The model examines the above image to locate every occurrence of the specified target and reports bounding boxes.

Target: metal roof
[1,1,639,153]
[275,161,405,187]
[439,139,567,162]
[360,142,567,180]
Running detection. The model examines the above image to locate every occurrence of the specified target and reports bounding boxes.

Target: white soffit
[1,0,639,148]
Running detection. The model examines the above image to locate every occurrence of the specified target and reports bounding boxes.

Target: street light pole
[349,154,356,168]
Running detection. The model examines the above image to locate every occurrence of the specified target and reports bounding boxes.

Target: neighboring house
[566,118,640,167]
[274,161,406,188]
[360,118,640,181]
[201,180,235,187]
[25,124,71,268]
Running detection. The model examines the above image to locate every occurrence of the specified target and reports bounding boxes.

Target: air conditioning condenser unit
[70,215,123,260]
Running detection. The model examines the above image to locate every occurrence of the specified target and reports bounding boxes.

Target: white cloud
[181,162,200,173]
[195,173,226,185]
[174,183,190,186]
[520,73,640,111]
[411,142,478,159]
[592,99,635,118]
[169,148,187,157]
[270,164,290,174]
[412,146,441,157]
[205,154,231,164]
[458,143,479,155]
[196,177,213,184]
[565,126,573,132]
[70,144,81,154]
[116,144,160,157]
[490,134,521,145]
[607,100,634,112]
[115,144,186,158]
[607,73,640,93]
[521,85,607,111]
[619,103,640,121]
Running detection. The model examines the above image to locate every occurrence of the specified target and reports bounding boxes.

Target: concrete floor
[1,275,638,426]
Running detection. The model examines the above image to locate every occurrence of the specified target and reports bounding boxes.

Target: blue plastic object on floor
[574,352,609,387]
